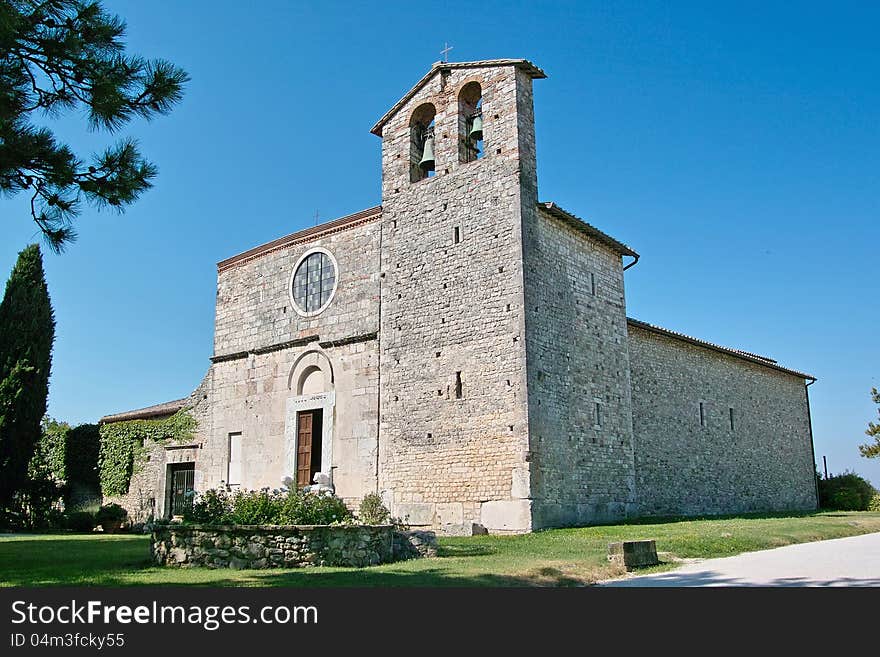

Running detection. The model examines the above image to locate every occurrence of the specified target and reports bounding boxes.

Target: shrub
[185,488,233,524]
[229,489,282,525]
[45,508,66,529]
[281,491,353,525]
[183,488,354,526]
[66,510,95,533]
[358,492,390,525]
[868,493,880,512]
[16,477,65,529]
[818,471,876,511]
[95,503,128,524]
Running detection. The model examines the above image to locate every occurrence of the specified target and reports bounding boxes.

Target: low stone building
[101,59,818,533]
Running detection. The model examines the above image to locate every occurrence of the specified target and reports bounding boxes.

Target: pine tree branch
[1,0,188,250]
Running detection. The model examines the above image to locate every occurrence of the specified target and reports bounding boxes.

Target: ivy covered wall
[98,410,196,497]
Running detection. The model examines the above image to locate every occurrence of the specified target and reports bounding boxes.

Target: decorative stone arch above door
[284,348,336,489]
[288,349,335,395]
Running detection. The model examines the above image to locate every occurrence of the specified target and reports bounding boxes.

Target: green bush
[818,471,877,511]
[184,488,354,526]
[229,489,282,525]
[95,503,127,523]
[16,477,65,529]
[64,423,101,505]
[45,508,66,529]
[358,492,390,525]
[66,511,95,533]
[280,491,352,525]
[185,488,233,524]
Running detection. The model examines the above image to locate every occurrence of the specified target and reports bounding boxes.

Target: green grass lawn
[2,511,879,587]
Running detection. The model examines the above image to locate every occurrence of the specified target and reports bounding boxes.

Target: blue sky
[2,1,878,485]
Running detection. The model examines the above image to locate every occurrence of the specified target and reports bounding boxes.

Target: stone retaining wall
[151,524,437,569]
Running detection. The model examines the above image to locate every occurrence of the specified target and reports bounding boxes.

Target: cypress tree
[0,244,56,512]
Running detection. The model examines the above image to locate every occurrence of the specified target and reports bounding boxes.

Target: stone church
[102,59,818,533]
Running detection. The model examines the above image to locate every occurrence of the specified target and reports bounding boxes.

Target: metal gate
[169,466,195,517]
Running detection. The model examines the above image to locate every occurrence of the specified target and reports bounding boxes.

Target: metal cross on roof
[440,43,453,63]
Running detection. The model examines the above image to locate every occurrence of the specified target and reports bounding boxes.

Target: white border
[288,247,339,318]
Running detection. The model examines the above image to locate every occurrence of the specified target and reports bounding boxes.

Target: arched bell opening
[410,103,436,182]
[458,81,483,163]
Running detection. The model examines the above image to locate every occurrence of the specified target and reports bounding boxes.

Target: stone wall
[628,323,817,516]
[377,63,541,533]
[151,524,437,569]
[108,60,819,534]
[522,209,637,528]
[214,215,380,356]
[104,371,213,522]
[206,214,383,504]
[200,337,379,507]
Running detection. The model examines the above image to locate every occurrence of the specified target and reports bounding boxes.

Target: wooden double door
[296,410,323,487]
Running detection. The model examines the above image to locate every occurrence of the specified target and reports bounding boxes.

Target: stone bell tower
[371,59,546,533]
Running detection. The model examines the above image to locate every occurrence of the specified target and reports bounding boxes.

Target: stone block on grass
[608,540,659,570]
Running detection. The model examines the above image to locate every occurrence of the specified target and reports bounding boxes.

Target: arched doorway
[285,350,335,489]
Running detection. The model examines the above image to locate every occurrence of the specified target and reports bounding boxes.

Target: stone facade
[377,63,540,533]
[208,214,382,508]
[627,323,818,516]
[103,373,213,522]
[151,524,438,569]
[523,207,638,528]
[102,59,818,534]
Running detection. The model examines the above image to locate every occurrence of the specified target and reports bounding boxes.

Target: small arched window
[410,103,436,182]
[458,82,482,163]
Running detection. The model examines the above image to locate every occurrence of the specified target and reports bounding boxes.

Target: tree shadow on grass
[152,566,587,587]
[436,543,496,558]
[0,535,152,587]
[615,510,834,527]
[204,567,586,588]
[0,534,585,588]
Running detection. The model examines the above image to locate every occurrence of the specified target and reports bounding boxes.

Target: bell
[419,134,435,171]
[469,112,483,142]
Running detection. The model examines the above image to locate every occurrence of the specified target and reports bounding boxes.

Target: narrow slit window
[590,272,597,296]
[595,402,602,427]
[729,408,735,432]
[699,402,706,427]
[454,226,460,244]
[455,371,463,399]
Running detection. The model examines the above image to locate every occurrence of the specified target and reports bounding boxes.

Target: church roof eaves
[626,317,816,381]
[217,206,382,273]
[538,202,638,258]
[370,59,547,137]
[100,398,188,424]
